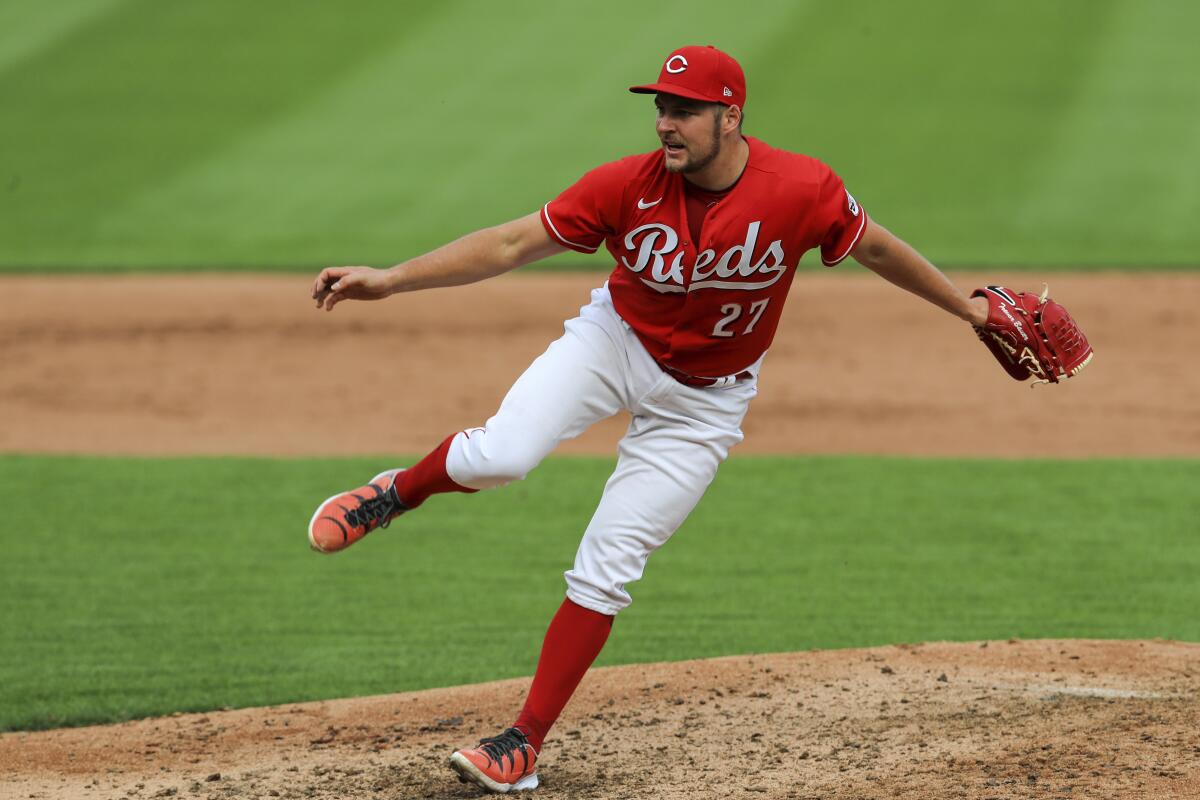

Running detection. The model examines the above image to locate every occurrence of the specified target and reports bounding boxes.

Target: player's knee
[447,428,547,489]
[470,451,538,485]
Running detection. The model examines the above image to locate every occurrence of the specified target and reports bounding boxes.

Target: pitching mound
[3,639,1197,799]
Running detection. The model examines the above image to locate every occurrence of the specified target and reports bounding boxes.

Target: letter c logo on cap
[666,54,688,74]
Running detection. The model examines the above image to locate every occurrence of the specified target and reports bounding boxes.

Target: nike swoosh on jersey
[637,197,662,209]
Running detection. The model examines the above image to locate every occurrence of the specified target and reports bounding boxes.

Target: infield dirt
[2,272,1198,799]
[2,271,1197,458]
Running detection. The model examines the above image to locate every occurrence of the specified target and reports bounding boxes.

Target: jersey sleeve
[540,160,629,254]
[816,164,868,266]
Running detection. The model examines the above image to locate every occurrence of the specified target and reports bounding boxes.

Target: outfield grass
[1,454,1196,731]
[1,1,1197,270]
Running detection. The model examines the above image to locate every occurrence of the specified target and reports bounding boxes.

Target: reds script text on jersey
[541,136,866,378]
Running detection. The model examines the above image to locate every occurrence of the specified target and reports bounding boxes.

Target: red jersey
[540,136,867,377]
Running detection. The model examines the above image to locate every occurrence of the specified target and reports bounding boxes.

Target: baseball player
[308,45,1091,794]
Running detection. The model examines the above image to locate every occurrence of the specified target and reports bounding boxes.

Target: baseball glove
[971,285,1093,385]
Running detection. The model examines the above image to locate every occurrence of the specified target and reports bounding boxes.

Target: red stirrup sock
[392,433,476,508]
[513,598,615,753]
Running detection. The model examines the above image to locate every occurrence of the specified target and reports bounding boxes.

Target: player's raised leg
[308,288,631,554]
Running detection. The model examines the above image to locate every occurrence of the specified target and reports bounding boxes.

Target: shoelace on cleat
[343,486,408,531]
[478,728,532,772]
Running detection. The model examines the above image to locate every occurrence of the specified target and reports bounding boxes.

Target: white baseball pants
[445,284,759,615]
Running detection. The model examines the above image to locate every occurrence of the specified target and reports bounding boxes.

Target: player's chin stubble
[665,116,723,175]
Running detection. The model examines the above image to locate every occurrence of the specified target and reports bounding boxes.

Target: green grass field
[2,453,1196,732]
[2,0,1198,270]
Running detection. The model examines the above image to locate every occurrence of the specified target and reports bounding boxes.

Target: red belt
[657,361,753,388]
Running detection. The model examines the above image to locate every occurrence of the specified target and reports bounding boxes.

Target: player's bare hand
[312,266,393,311]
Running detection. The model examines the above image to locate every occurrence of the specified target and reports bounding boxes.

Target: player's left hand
[966,295,989,326]
[971,285,1094,385]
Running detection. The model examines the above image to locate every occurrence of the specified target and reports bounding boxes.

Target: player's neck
[683,135,749,192]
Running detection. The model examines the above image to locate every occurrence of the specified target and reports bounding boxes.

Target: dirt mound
[1,272,1197,458]
[2,639,1197,799]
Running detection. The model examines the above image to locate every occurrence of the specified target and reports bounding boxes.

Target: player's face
[655,95,724,174]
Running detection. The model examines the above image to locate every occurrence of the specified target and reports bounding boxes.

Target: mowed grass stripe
[1,454,1196,731]
[1,1,1198,270]
[0,0,442,264]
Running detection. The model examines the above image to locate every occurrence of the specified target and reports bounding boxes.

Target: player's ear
[722,104,742,135]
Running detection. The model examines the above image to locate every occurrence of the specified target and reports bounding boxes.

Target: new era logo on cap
[629,45,747,109]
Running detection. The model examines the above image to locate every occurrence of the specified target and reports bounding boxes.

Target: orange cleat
[308,469,409,553]
[449,727,539,793]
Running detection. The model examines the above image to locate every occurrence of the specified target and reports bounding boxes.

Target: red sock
[392,433,476,508]
[513,598,614,753]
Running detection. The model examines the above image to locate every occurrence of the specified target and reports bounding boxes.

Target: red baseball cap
[629,45,746,108]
